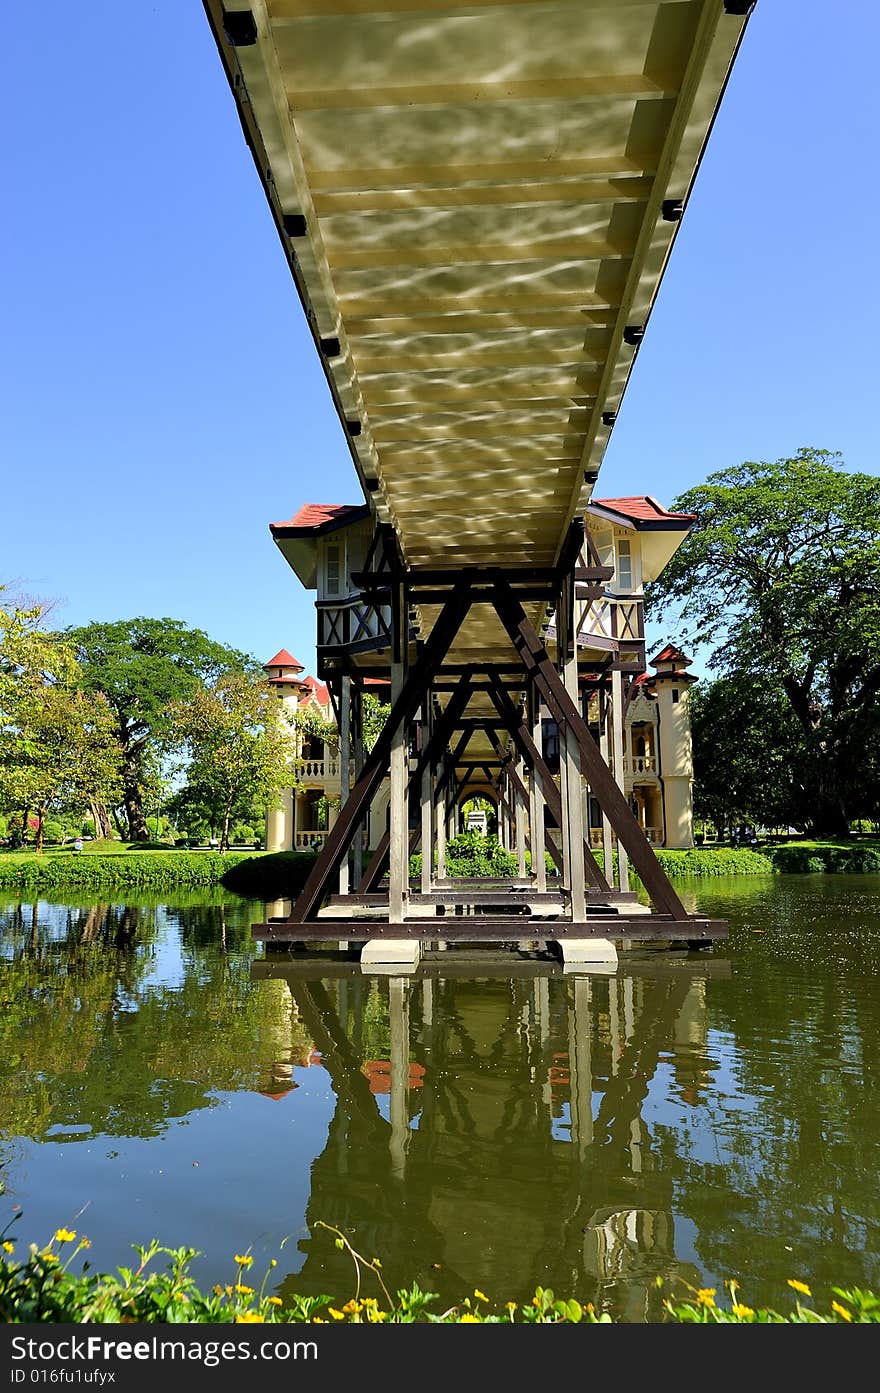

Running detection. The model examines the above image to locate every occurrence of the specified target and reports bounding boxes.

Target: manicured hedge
[768,843,880,874]
[220,850,319,900]
[0,851,256,894]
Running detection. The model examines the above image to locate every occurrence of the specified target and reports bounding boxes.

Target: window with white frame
[615,537,633,591]
[326,542,341,596]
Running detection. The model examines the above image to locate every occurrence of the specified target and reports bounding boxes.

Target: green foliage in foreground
[1,1227,876,1324]
[0,850,255,893]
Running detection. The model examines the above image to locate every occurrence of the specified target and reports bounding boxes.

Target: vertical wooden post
[610,668,630,893]
[599,688,615,887]
[515,754,527,878]
[351,683,364,890]
[436,782,447,880]
[420,710,433,895]
[388,581,409,924]
[561,584,587,921]
[338,674,351,895]
[529,691,547,891]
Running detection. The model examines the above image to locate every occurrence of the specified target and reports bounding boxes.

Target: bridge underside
[202,2,753,957]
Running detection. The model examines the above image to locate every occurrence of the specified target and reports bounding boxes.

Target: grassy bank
[3,840,877,900]
[764,840,880,874]
[0,846,259,894]
[1,1227,875,1323]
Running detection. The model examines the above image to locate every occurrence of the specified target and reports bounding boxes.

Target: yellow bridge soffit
[205,0,753,571]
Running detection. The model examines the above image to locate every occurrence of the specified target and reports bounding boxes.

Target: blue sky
[3,0,878,679]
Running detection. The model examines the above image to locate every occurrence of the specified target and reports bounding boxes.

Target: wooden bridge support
[282,554,691,926]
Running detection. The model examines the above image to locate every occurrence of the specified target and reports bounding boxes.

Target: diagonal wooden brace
[492,580,688,920]
[288,584,473,921]
[360,672,475,891]
[486,678,610,892]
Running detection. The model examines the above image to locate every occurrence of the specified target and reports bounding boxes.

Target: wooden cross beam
[492,579,689,920]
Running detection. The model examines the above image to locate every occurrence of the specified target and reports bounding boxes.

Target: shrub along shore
[1,840,878,898]
[0,1229,875,1323]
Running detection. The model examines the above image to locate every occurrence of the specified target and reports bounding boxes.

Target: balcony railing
[623,754,657,775]
[316,594,392,653]
[295,830,329,850]
[298,757,339,782]
[588,825,664,847]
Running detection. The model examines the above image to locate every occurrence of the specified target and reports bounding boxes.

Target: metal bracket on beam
[282,212,307,237]
[222,9,258,46]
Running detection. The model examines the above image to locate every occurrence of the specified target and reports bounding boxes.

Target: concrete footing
[555,937,618,973]
[360,939,421,974]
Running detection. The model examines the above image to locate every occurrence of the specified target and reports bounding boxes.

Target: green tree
[67,618,255,841]
[1,597,123,850]
[167,671,293,851]
[648,449,880,835]
[689,673,804,837]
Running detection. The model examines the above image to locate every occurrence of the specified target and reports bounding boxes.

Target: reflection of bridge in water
[252,954,730,1319]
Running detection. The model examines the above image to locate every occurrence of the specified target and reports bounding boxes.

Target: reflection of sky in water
[6,1066,336,1290]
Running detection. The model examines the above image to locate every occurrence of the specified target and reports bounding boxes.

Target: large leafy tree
[67,618,255,840]
[648,449,880,835]
[1,594,122,848]
[689,673,805,837]
[166,671,293,851]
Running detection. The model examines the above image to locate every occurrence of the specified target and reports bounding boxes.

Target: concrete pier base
[556,937,618,973]
[360,939,421,974]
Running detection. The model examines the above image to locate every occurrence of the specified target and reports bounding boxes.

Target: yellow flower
[831,1301,852,1322]
[266,1296,283,1307]
[235,1284,254,1296]
[2,1242,14,1254]
[54,1229,76,1244]
[79,1238,91,1250]
[342,1299,361,1314]
[235,1313,264,1323]
[696,1289,716,1307]
[728,1278,740,1291]
[474,1289,489,1302]
[459,1314,480,1323]
[506,1302,516,1311]
[787,1279,812,1298]
[213,1285,224,1296]
[40,1252,59,1265]
[328,1309,345,1321]
[311,1318,325,1323]
[234,1254,254,1268]
[732,1304,755,1319]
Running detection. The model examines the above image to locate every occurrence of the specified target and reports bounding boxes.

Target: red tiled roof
[270,503,367,532]
[267,674,306,685]
[651,643,690,665]
[591,496,696,524]
[264,648,304,670]
[299,675,331,708]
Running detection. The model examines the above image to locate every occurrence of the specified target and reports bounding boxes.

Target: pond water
[1,876,879,1320]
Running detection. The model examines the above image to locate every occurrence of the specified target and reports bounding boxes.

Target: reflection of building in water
[262,960,724,1319]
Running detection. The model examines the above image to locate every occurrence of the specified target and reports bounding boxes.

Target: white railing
[295,830,329,850]
[644,826,663,845]
[298,758,339,781]
[576,597,643,644]
[623,754,656,775]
